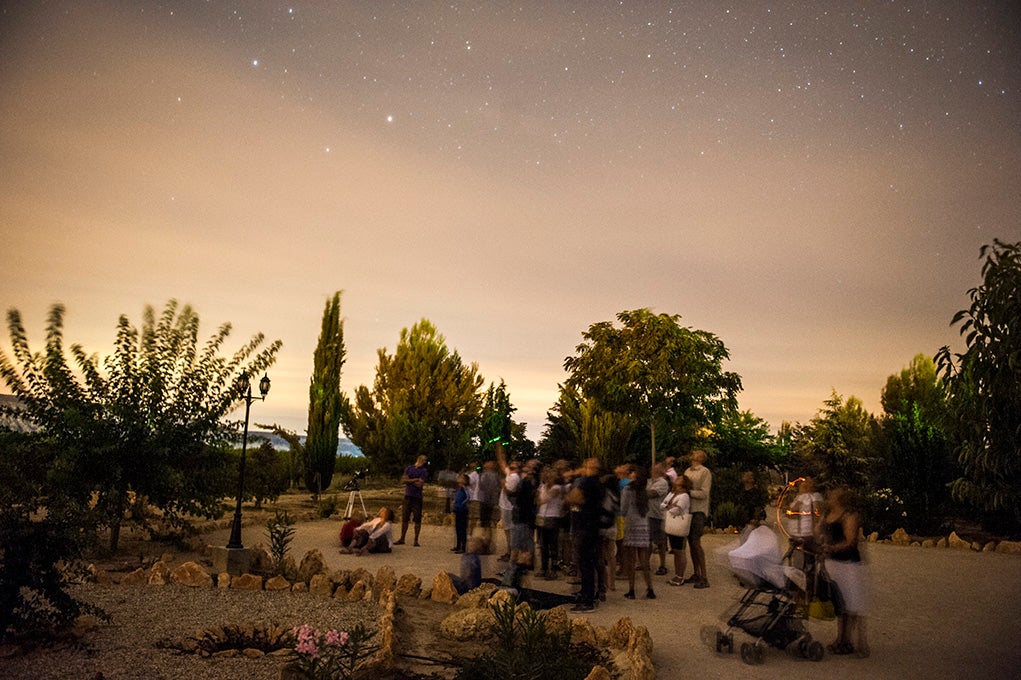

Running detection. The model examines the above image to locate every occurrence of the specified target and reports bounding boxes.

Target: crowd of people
[335,450,869,656]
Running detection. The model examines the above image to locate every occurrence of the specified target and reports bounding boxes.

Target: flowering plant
[289,622,378,680]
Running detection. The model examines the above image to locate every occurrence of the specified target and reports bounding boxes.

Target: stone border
[96,549,653,679]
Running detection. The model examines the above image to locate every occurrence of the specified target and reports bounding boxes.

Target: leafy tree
[879,354,953,534]
[538,384,636,467]
[341,319,484,475]
[479,380,535,461]
[243,440,289,509]
[563,308,741,465]
[935,239,1021,529]
[790,391,879,490]
[711,409,785,470]
[305,292,346,496]
[0,301,281,552]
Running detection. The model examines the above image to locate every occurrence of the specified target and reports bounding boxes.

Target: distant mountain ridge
[248,430,364,458]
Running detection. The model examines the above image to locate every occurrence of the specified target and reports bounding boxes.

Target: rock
[231,573,264,591]
[948,532,971,550]
[489,589,514,608]
[419,588,432,599]
[292,582,308,593]
[921,539,936,548]
[374,565,397,601]
[250,546,274,574]
[160,551,175,565]
[584,666,613,680]
[265,575,292,591]
[395,573,422,598]
[121,568,146,585]
[936,537,948,549]
[348,580,368,601]
[282,554,298,581]
[456,584,498,609]
[297,549,327,583]
[627,652,656,680]
[542,605,572,636]
[867,532,878,542]
[217,573,231,589]
[571,617,597,646]
[431,572,459,604]
[626,624,653,659]
[439,607,497,641]
[147,561,171,586]
[171,561,213,588]
[242,648,265,658]
[971,541,984,552]
[333,585,350,599]
[996,540,1021,554]
[350,568,374,589]
[608,617,635,649]
[309,573,334,597]
[983,541,998,553]
[891,528,910,545]
[910,541,921,547]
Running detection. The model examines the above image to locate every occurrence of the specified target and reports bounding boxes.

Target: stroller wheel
[807,640,825,662]
[715,630,725,653]
[754,641,767,664]
[741,642,762,665]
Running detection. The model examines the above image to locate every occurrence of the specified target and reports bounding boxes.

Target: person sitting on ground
[450,535,485,595]
[342,507,395,555]
[338,510,364,551]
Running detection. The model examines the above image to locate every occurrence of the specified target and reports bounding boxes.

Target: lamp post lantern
[225,371,270,551]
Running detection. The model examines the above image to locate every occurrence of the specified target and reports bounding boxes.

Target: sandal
[668,576,685,586]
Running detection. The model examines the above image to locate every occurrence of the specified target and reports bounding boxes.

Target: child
[452,473,470,553]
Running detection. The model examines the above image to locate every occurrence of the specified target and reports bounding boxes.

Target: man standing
[567,457,604,613]
[684,450,712,588]
[394,454,428,547]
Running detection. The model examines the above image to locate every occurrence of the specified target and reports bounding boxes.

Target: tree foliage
[563,308,741,464]
[0,301,281,551]
[935,239,1021,528]
[305,292,346,495]
[341,319,484,475]
[479,380,534,460]
[879,354,953,534]
[790,391,879,491]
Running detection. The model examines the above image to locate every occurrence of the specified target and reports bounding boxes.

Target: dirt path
[201,515,1021,680]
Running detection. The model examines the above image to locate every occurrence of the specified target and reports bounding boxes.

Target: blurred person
[736,470,769,531]
[394,454,428,546]
[451,473,470,553]
[566,457,603,612]
[820,486,870,657]
[598,471,621,600]
[338,509,364,551]
[621,465,655,600]
[787,475,824,593]
[476,460,500,553]
[664,456,678,484]
[496,445,522,563]
[662,475,693,586]
[537,466,565,578]
[684,449,712,588]
[647,462,670,576]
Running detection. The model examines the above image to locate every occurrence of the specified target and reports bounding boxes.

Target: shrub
[266,510,296,575]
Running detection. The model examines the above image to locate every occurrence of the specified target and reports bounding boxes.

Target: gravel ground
[0,584,380,680]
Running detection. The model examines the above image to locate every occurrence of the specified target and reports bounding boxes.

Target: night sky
[1,1,1018,438]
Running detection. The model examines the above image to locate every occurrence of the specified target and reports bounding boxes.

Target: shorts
[402,495,423,525]
[689,511,706,539]
[668,534,687,551]
[648,517,666,547]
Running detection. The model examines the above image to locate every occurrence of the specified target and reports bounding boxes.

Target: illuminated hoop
[775,476,815,539]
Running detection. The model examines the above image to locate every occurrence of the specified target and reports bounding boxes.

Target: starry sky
[1,1,1018,440]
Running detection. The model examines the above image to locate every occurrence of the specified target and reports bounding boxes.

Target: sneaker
[682,576,699,584]
[598,592,607,602]
[413,542,421,547]
[668,576,685,586]
[694,580,710,589]
[624,590,636,600]
[655,566,668,576]
[571,602,595,613]
[646,589,656,599]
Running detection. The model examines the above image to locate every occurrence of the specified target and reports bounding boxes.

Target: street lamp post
[225,371,271,551]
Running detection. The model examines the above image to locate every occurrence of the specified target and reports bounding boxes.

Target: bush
[712,501,741,529]
[266,510,296,575]
[243,441,289,509]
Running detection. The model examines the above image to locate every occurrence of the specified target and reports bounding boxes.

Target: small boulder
[395,573,422,598]
[608,616,635,649]
[921,539,936,548]
[172,561,213,588]
[891,528,910,545]
[374,565,397,600]
[147,561,171,586]
[265,575,291,591]
[217,573,231,589]
[281,554,298,581]
[121,568,146,586]
[230,573,263,591]
[292,581,308,593]
[439,607,497,641]
[431,572,459,604]
[455,584,497,609]
[996,540,1021,554]
[936,537,948,549]
[571,617,597,646]
[297,549,327,583]
[867,532,879,542]
[309,573,334,597]
[542,605,572,636]
[948,532,971,550]
[250,546,274,574]
[584,666,613,680]
[983,541,998,553]
[348,580,368,601]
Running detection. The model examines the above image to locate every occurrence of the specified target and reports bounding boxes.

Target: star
[386,115,394,123]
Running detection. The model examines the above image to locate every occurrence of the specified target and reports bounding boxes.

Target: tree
[563,308,741,465]
[935,239,1021,529]
[790,391,879,491]
[478,380,536,461]
[879,354,953,534]
[0,301,281,551]
[243,440,289,509]
[341,319,484,475]
[305,292,346,496]
[712,409,785,471]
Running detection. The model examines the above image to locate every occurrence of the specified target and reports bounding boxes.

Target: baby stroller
[715,526,825,665]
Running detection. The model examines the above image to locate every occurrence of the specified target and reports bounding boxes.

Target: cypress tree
[305,291,345,495]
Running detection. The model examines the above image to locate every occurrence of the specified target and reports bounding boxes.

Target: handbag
[665,510,691,537]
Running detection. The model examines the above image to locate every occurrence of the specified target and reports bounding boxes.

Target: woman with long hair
[819,486,870,657]
[620,465,655,599]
